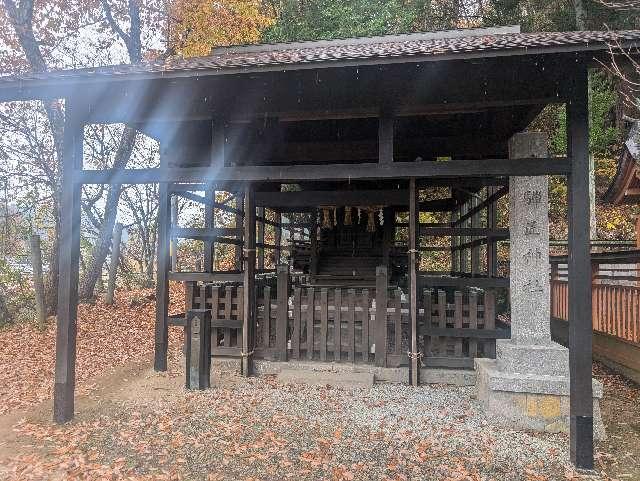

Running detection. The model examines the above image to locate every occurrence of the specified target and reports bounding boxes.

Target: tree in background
[168,0,273,57]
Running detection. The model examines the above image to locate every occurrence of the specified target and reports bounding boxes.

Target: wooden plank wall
[183,278,504,368]
[289,287,373,362]
[552,279,640,345]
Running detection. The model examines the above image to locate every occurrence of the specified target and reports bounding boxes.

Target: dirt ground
[0,356,638,481]
[0,291,638,481]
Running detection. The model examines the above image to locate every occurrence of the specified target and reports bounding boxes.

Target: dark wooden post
[450,206,458,275]
[105,222,123,305]
[487,187,499,277]
[276,264,289,360]
[257,207,265,270]
[375,265,388,367]
[30,234,46,328]
[170,196,178,272]
[241,184,256,376]
[408,178,420,385]
[310,209,318,276]
[275,211,282,265]
[382,206,394,268]
[154,178,171,372]
[185,309,211,389]
[54,100,83,424]
[235,193,244,270]
[471,196,481,276]
[567,65,594,469]
[204,184,214,272]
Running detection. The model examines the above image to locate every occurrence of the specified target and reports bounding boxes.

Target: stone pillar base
[475,358,605,439]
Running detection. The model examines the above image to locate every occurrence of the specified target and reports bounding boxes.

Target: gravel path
[4,367,590,481]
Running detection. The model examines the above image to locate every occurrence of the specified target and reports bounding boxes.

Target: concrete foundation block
[475,358,605,440]
[496,339,569,377]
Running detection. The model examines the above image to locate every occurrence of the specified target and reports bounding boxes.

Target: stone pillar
[475,132,604,438]
[185,309,211,390]
[506,133,553,346]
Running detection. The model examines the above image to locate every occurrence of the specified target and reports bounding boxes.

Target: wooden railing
[179,265,509,368]
[551,250,640,345]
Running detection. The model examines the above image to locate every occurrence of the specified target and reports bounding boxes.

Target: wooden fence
[551,250,640,345]
[180,266,508,369]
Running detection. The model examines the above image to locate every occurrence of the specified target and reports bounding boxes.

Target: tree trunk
[79,127,137,300]
[574,0,587,30]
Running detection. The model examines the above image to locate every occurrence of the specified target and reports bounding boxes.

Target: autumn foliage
[168,0,274,57]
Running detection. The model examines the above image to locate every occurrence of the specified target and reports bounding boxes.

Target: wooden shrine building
[2,25,640,469]
[605,120,640,244]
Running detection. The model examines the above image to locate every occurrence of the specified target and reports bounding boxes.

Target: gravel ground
[4,366,590,481]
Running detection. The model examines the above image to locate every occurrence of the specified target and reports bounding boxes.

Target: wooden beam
[170,227,243,240]
[154,179,171,372]
[204,185,214,272]
[256,190,408,207]
[418,275,509,289]
[235,194,244,270]
[454,186,508,225]
[257,207,265,270]
[172,190,245,216]
[241,185,256,376]
[420,227,508,237]
[274,212,282,264]
[409,178,419,386]
[75,157,571,184]
[170,196,178,271]
[487,186,499,277]
[566,65,594,470]
[168,272,243,282]
[54,101,83,424]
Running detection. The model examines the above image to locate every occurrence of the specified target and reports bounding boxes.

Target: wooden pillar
[276,264,289,360]
[30,234,46,328]
[235,193,244,270]
[275,211,282,265]
[154,179,171,372]
[635,216,640,248]
[471,195,481,276]
[257,207,265,270]
[567,65,594,469]
[310,209,318,276]
[408,178,420,385]
[54,100,83,424]
[204,184,214,272]
[241,184,256,376]
[105,222,123,305]
[170,196,178,272]
[382,206,394,268]
[375,265,388,367]
[450,205,458,275]
[487,187,499,277]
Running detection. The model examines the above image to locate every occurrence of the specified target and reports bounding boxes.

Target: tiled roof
[2,29,640,84]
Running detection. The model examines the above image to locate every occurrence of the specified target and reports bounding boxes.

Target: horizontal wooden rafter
[453,185,509,225]
[170,227,242,240]
[167,272,243,282]
[75,157,570,184]
[420,227,509,237]
[418,275,509,288]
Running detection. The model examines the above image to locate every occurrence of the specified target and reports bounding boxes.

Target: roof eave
[0,39,638,104]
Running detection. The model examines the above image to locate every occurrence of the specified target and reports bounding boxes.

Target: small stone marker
[185,309,211,390]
